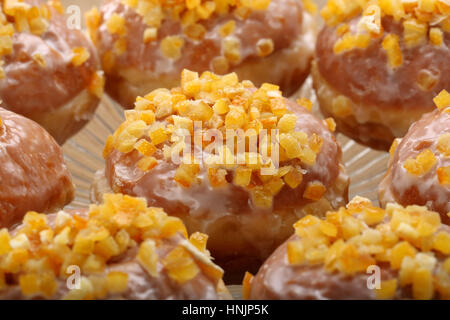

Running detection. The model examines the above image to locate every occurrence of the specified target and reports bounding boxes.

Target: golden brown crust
[0,0,103,144]
[379,108,450,223]
[0,107,74,229]
[92,0,316,108]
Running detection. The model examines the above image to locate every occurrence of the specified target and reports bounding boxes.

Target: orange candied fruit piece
[303,181,326,201]
[160,36,185,60]
[219,20,236,37]
[223,36,241,63]
[71,47,90,67]
[184,23,206,41]
[149,127,168,145]
[250,187,273,209]
[429,27,444,46]
[106,271,129,294]
[333,33,371,54]
[403,149,437,176]
[376,279,398,300]
[287,240,305,265]
[137,239,159,277]
[412,268,434,300]
[162,246,200,284]
[296,98,313,112]
[0,228,12,255]
[19,274,40,297]
[174,163,200,188]
[242,272,254,300]
[256,38,274,57]
[403,19,427,48]
[208,168,228,188]
[432,231,450,254]
[233,167,252,188]
[137,156,158,172]
[324,117,336,132]
[437,133,450,157]
[437,166,450,185]
[106,13,126,35]
[283,166,303,189]
[319,220,338,237]
[382,34,403,69]
[390,241,417,269]
[134,139,157,157]
[434,90,450,110]
[143,27,158,43]
[189,232,208,252]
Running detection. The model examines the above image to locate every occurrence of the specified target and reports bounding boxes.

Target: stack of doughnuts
[92,69,349,282]
[0,0,103,144]
[86,0,317,108]
[313,0,450,150]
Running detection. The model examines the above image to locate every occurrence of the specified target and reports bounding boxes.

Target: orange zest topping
[105,70,330,209]
[0,194,223,299]
[323,0,449,56]
[242,271,254,299]
[287,196,450,299]
[434,90,450,110]
[403,149,437,176]
[382,34,403,69]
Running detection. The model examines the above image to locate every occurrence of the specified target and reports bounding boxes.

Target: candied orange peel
[0,193,223,299]
[434,90,450,110]
[0,0,92,77]
[287,196,450,299]
[324,0,450,65]
[403,148,437,176]
[89,0,275,63]
[105,69,330,209]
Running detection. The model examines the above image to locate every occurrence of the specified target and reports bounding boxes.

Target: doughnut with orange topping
[379,90,450,224]
[312,0,450,150]
[0,107,74,229]
[86,0,317,109]
[91,69,349,282]
[0,193,230,299]
[0,0,103,144]
[245,196,450,300]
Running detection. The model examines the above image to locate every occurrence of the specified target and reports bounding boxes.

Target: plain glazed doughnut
[86,0,317,109]
[0,0,103,144]
[0,107,74,229]
[0,193,231,300]
[245,196,450,300]
[313,0,450,150]
[91,69,349,282]
[379,91,450,224]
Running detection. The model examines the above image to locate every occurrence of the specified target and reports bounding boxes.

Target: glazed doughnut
[0,193,231,300]
[245,196,450,300]
[91,69,349,282]
[0,107,74,229]
[86,0,317,109]
[313,0,450,150]
[0,0,103,144]
[379,91,450,224]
